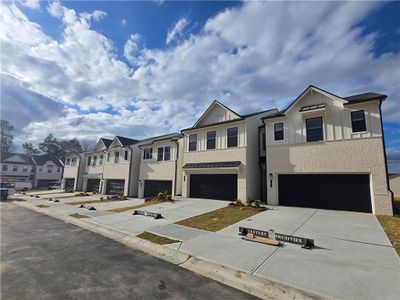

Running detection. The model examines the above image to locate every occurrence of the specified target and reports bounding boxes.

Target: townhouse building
[62,153,85,190]
[0,153,35,183]
[137,133,183,198]
[262,85,393,215]
[31,154,63,188]
[180,100,277,202]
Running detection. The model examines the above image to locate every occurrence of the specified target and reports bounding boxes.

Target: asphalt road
[1,202,257,300]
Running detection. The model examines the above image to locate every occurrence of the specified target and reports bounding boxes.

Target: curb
[14,200,325,300]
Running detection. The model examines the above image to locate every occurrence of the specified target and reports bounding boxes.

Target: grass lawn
[36,204,49,208]
[66,198,122,206]
[176,205,265,232]
[69,213,90,219]
[377,198,400,255]
[137,231,179,245]
[106,199,164,212]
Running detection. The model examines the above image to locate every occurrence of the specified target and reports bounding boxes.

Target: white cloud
[1,1,399,147]
[166,17,188,45]
[18,0,40,10]
[122,18,127,26]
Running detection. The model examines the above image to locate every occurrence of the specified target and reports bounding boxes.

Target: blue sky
[1,0,399,171]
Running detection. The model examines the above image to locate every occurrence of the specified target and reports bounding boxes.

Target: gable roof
[31,154,63,167]
[115,136,139,147]
[193,100,242,128]
[100,138,113,148]
[262,85,387,120]
[0,152,34,165]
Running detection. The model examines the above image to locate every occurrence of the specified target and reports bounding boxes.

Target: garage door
[106,179,125,195]
[65,178,75,189]
[37,180,58,188]
[86,179,100,192]
[278,174,372,213]
[190,174,237,201]
[144,180,172,198]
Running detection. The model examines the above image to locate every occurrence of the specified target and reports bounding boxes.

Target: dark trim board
[278,174,372,213]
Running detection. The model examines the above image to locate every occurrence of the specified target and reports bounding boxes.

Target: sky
[1,0,399,172]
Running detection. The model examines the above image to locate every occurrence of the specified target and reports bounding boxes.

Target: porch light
[269,173,273,180]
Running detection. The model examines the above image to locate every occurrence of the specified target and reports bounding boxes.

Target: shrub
[121,196,128,200]
[165,194,172,201]
[249,199,261,207]
[157,192,164,200]
[65,187,73,193]
[236,199,242,206]
[100,197,104,201]
[35,195,40,198]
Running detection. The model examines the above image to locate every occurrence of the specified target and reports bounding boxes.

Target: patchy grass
[36,204,49,208]
[394,195,400,201]
[106,199,163,212]
[377,214,400,255]
[137,231,179,245]
[176,205,265,232]
[69,213,90,219]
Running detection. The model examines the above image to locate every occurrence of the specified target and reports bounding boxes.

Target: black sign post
[132,210,163,219]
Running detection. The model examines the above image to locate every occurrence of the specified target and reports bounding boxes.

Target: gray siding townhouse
[181,100,277,202]
[262,85,393,215]
[137,133,183,198]
[62,153,85,191]
[31,154,64,187]
[0,152,35,183]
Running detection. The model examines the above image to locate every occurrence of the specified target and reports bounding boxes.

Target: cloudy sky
[1,0,399,171]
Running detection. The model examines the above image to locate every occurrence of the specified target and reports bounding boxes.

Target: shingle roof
[343,92,387,104]
[137,133,183,146]
[0,152,34,165]
[100,138,113,148]
[115,136,139,146]
[183,161,241,169]
[32,154,63,167]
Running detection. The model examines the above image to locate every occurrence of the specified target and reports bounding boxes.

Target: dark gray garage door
[86,179,100,192]
[144,180,172,198]
[106,179,125,195]
[190,174,237,201]
[278,174,372,213]
[65,178,75,189]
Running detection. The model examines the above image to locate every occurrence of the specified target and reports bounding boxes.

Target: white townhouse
[62,153,85,191]
[262,85,393,215]
[0,152,35,183]
[31,154,63,187]
[137,133,183,198]
[181,100,277,202]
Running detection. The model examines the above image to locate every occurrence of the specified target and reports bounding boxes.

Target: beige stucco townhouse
[62,153,85,191]
[262,85,393,215]
[137,133,183,198]
[181,100,277,202]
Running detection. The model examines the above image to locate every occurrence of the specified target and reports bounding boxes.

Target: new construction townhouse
[61,85,394,215]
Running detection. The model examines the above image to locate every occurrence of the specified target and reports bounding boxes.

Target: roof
[183,161,241,169]
[389,173,400,179]
[343,92,387,104]
[115,136,139,146]
[0,152,34,165]
[137,133,183,146]
[100,138,113,148]
[32,154,63,167]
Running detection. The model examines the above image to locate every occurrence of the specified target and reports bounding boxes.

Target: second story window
[274,123,284,141]
[71,157,77,166]
[23,166,28,172]
[157,147,164,161]
[66,158,70,166]
[47,165,53,173]
[164,146,171,161]
[262,133,266,151]
[93,156,97,166]
[87,156,91,166]
[143,148,152,160]
[207,131,216,150]
[227,127,238,148]
[189,134,197,151]
[124,150,129,161]
[57,167,61,172]
[99,155,103,165]
[306,117,323,142]
[13,165,18,172]
[351,110,366,133]
[114,152,119,163]
[2,165,8,171]
[107,153,110,162]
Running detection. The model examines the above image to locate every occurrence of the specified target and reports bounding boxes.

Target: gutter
[378,100,395,213]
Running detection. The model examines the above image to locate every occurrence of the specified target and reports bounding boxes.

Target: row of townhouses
[0,153,63,187]
[62,86,394,215]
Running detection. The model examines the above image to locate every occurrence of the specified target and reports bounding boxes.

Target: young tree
[0,119,14,153]
[39,134,61,156]
[22,142,40,156]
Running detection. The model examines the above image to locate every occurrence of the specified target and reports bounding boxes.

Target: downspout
[378,100,394,213]
[258,122,265,204]
[173,139,179,196]
[76,154,81,191]
[127,146,134,197]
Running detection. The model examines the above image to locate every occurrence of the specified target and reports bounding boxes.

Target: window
[93,155,97,166]
[306,117,323,142]
[274,123,284,141]
[157,147,164,161]
[71,157,77,166]
[87,156,91,166]
[164,146,171,161]
[351,110,366,133]
[227,127,238,147]
[143,148,152,160]
[207,131,216,150]
[124,150,128,161]
[57,167,61,172]
[99,155,103,165]
[23,166,28,172]
[13,165,18,172]
[66,158,70,166]
[114,152,119,163]
[107,153,110,162]
[39,168,42,172]
[189,134,197,151]
[2,165,8,171]
[47,165,53,173]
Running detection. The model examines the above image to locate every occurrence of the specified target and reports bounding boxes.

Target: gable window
[157,147,164,161]
[164,146,171,161]
[227,127,238,147]
[189,134,197,151]
[351,110,366,133]
[47,165,53,173]
[23,166,28,172]
[93,156,97,166]
[99,155,103,165]
[306,117,323,142]
[274,123,284,141]
[66,158,70,166]
[143,148,152,160]
[124,150,129,161]
[207,131,216,150]
[57,167,61,172]
[107,153,110,162]
[13,165,18,172]
[2,165,8,171]
[71,158,77,166]
[87,156,91,166]
[39,168,42,172]
[114,152,119,163]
